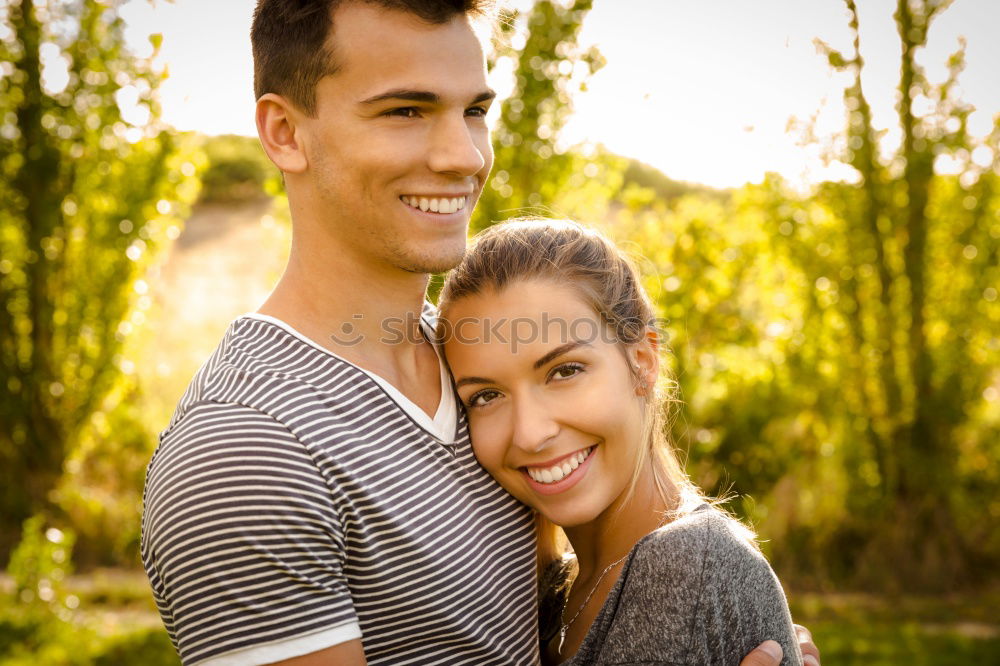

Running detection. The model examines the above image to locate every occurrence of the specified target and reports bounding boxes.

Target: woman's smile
[521,445,596,495]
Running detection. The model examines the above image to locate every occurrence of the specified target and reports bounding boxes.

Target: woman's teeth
[526,447,593,484]
[401,195,467,214]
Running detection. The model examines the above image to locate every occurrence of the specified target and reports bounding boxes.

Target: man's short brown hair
[251,0,495,116]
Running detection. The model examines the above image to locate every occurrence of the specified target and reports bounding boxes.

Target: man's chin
[399,246,467,275]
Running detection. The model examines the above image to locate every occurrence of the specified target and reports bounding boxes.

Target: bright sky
[120,0,1000,189]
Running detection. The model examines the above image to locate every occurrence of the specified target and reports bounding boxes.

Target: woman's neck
[563,466,677,581]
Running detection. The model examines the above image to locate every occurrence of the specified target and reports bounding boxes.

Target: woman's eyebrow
[455,375,494,389]
[533,341,590,370]
[453,341,591,389]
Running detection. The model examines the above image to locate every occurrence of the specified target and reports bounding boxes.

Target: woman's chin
[511,483,600,528]
[533,506,595,529]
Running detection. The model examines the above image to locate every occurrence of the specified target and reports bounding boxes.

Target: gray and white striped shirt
[141,313,538,665]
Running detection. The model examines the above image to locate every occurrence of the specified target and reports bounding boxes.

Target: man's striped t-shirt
[141,313,538,665]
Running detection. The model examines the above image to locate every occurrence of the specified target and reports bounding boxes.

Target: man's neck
[262,242,429,347]
[257,226,442,415]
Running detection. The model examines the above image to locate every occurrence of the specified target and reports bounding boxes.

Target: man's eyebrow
[471,89,497,104]
[533,341,590,370]
[359,88,497,106]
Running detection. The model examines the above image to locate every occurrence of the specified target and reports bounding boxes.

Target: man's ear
[630,327,660,395]
[256,93,308,174]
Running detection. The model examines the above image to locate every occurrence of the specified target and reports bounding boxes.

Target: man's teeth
[526,447,593,484]
[401,195,467,214]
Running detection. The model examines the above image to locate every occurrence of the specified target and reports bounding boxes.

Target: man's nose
[510,395,559,454]
[427,115,488,177]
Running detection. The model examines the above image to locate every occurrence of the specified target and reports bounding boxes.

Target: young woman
[439,219,803,665]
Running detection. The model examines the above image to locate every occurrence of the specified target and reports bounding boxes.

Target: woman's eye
[467,389,501,408]
[550,363,584,381]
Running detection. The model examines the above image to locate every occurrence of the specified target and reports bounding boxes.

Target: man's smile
[400,194,469,214]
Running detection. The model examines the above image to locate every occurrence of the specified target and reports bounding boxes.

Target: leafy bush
[198,134,279,202]
[0,517,178,665]
[91,629,178,666]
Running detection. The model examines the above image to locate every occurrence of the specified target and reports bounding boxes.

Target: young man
[141,2,820,665]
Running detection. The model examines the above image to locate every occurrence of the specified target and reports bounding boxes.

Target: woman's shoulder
[612,505,801,664]
[639,504,757,553]
[630,504,767,582]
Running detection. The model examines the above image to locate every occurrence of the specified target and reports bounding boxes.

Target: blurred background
[1,0,998,663]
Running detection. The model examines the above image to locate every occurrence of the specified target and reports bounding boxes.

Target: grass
[2,571,997,664]
[788,591,1000,664]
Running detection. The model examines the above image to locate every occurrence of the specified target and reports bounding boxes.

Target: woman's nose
[509,395,559,454]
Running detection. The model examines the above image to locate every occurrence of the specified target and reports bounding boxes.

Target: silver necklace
[557,552,630,655]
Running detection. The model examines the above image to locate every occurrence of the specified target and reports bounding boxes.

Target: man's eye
[385,107,420,118]
[465,106,488,118]
[550,363,584,381]
[467,389,501,408]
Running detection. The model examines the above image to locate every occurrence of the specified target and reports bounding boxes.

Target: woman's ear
[630,327,660,396]
[256,93,308,174]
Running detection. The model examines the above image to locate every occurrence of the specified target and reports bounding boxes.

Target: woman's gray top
[539,505,803,665]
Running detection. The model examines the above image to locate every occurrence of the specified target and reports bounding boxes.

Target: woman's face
[443,279,657,528]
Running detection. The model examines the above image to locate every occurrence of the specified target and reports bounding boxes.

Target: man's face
[297,2,495,275]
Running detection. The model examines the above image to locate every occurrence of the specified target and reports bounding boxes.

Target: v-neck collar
[242,311,457,443]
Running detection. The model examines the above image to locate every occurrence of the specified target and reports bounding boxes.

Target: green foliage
[1,524,178,664]
[198,134,278,203]
[6,516,76,621]
[474,0,608,230]
[90,630,178,666]
[52,378,154,567]
[1,517,80,664]
[611,168,998,589]
[465,0,998,591]
[0,613,178,666]
[788,593,1000,665]
[0,0,201,557]
[775,0,998,588]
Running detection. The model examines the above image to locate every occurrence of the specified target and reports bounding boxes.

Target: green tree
[0,0,200,558]
[473,0,606,231]
[783,0,1000,587]
[609,0,999,590]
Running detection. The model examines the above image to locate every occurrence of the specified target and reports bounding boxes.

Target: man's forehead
[324,2,489,95]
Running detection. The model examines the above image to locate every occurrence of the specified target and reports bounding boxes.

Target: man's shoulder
[182,314,323,389]
[163,315,365,436]
[161,317,278,433]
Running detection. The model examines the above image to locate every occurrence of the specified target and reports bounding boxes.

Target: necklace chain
[557,552,630,655]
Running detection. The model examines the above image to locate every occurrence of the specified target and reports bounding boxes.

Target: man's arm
[739,626,822,666]
[740,640,785,666]
[270,639,367,666]
[143,402,361,665]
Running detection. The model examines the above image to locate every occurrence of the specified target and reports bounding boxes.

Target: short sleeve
[141,402,360,665]
[576,508,802,665]
[691,514,802,665]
